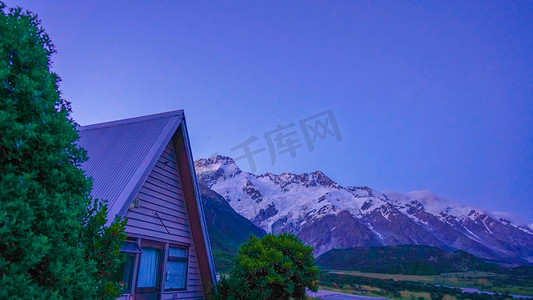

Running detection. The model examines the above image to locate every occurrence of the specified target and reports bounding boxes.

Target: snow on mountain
[195,156,357,233]
[489,211,530,227]
[383,190,486,220]
[195,155,533,263]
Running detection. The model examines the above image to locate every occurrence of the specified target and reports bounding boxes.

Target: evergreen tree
[215,233,319,300]
[0,3,126,299]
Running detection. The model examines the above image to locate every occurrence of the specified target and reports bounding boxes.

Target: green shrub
[215,233,319,300]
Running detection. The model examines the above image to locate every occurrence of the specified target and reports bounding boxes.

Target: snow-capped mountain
[195,155,533,264]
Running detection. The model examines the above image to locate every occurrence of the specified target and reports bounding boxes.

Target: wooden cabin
[77,110,216,300]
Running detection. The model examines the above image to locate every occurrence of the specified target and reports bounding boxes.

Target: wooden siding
[125,140,204,299]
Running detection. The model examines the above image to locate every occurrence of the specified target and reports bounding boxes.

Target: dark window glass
[164,246,188,291]
[168,247,187,258]
[111,253,135,294]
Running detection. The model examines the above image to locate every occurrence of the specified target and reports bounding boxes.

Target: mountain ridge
[195,155,533,265]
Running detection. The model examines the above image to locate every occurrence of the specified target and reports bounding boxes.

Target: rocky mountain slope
[195,155,533,264]
[200,183,266,272]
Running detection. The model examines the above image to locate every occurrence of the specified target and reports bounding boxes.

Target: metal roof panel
[77,110,183,220]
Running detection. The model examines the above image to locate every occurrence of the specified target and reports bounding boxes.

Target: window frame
[135,240,165,295]
[163,245,189,292]
[119,252,136,294]
[114,238,140,295]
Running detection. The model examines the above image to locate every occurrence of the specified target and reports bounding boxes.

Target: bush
[215,233,319,300]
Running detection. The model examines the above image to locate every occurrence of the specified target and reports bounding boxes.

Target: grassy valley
[319,269,533,299]
[316,245,533,298]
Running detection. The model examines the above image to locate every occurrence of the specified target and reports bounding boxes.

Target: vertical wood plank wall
[124,140,204,299]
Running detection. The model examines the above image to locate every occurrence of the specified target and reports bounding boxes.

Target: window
[137,247,162,289]
[112,241,141,294]
[164,246,188,291]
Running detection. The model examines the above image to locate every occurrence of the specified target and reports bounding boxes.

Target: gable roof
[77,110,183,219]
[77,110,217,286]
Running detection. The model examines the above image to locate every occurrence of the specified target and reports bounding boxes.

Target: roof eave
[179,119,218,287]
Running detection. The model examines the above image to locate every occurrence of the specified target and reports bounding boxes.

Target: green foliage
[0,3,126,299]
[214,233,319,300]
[212,249,236,274]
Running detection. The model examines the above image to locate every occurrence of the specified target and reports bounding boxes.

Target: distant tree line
[316,245,499,275]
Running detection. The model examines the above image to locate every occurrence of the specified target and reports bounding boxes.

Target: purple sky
[6,1,532,223]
